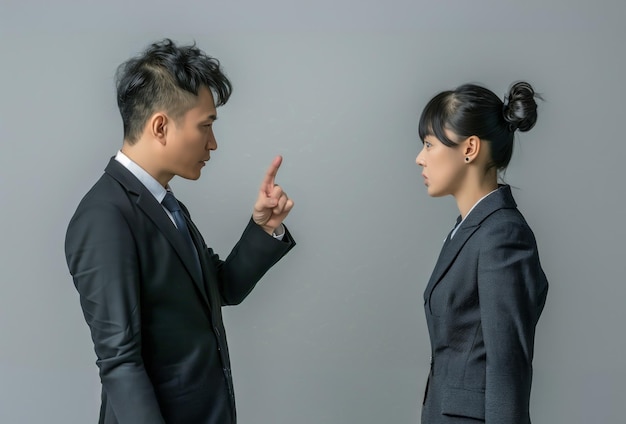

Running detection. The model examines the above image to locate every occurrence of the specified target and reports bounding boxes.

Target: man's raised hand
[252,155,294,235]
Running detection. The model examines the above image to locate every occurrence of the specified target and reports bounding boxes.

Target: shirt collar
[114,150,170,203]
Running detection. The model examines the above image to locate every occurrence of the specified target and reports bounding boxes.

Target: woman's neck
[454,174,498,219]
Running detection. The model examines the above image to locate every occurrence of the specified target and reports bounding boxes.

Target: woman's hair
[418,82,540,171]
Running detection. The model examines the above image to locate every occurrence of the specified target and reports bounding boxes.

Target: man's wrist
[271,224,285,239]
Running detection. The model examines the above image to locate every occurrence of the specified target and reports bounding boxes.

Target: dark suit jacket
[421,185,548,424]
[65,158,295,424]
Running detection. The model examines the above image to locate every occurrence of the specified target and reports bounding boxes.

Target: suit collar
[113,151,168,203]
[105,157,145,195]
[424,185,517,301]
[457,184,517,230]
[104,158,211,307]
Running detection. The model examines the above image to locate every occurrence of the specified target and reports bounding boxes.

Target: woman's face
[415,134,467,198]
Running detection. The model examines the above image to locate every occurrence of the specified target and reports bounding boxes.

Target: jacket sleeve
[65,203,166,424]
[477,220,548,423]
[210,218,295,305]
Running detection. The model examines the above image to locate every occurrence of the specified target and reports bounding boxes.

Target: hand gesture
[253,156,294,235]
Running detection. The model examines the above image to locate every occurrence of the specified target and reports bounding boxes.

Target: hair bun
[503,81,539,132]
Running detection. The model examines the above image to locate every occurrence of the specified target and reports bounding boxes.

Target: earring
[465,157,470,163]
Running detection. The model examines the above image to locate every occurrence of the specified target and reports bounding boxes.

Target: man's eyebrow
[204,114,218,122]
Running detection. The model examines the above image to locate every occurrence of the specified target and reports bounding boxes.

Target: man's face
[163,86,218,181]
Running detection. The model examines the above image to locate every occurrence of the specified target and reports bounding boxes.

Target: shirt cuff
[272,224,285,241]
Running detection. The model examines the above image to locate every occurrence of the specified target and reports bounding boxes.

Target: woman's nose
[416,151,424,166]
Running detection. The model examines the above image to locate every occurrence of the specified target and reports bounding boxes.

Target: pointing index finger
[262,155,283,194]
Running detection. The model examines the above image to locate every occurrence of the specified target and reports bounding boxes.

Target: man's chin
[179,171,202,181]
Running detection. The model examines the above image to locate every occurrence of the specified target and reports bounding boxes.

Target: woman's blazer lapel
[423,185,518,303]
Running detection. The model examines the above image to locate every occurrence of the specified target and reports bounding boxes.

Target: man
[65,39,295,424]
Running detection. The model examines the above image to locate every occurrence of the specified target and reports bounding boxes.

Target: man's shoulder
[68,170,140,229]
[76,157,143,203]
[77,171,127,207]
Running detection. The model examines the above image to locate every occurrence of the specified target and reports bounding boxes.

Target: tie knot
[162,192,181,213]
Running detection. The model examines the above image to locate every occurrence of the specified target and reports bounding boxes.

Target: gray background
[1,0,625,423]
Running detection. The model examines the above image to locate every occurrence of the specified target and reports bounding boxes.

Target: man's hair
[115,39,232,143]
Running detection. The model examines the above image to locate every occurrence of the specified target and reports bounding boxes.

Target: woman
[416,82,548,423]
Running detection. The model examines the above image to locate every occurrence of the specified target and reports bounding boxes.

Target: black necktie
[162,192,202,279]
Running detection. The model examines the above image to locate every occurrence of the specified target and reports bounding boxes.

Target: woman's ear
[462,135,481,164]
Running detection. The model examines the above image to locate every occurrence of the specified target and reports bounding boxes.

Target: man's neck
[121,142,172,188]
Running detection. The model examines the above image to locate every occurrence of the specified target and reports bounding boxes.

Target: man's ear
[149,112,168,146]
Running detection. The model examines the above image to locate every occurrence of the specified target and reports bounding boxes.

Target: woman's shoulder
[476,207,537,244]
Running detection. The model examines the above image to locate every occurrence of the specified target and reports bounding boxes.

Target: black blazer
[65,158,295,424]
[421,185,548,424]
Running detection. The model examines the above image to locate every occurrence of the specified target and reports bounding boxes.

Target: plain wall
[1,1,625,422]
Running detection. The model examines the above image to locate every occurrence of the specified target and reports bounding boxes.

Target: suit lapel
[183,213,223,310]
[104,158,211,307]
[424,185,518,300]
[424,223,480,300]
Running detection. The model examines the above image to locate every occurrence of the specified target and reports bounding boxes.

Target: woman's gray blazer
[422,185,548,424]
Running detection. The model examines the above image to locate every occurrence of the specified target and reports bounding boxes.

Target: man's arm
[212,155,295,305]
[211,218,294,305]
[65,202,165,423]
